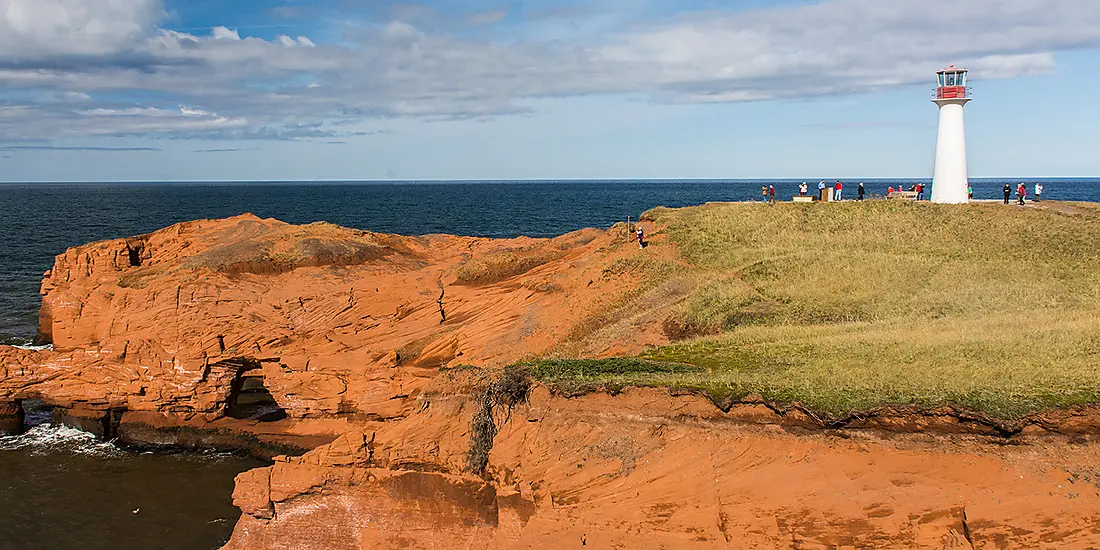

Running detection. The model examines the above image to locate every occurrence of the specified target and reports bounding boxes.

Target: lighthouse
[930,66,971,204]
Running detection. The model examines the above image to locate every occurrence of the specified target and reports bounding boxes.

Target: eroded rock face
[0,214,663,453]
[0,215,649,426]
[0,399,22,435]
[223,386,1100,549]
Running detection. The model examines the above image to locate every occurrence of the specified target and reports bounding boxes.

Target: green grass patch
[519,358,705,396]
[525,358,702,378]
[557,202,1100,419]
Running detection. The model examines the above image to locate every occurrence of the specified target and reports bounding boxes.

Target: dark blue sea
[0,178,1098,549]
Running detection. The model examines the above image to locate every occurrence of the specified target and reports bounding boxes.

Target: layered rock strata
[0,214,660,452]
[4,214,1100,548]
[226,385,1100,549]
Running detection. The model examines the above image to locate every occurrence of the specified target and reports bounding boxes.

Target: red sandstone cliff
[3,215,1100,549]
[1,213,666,447]
[225,385,1100,549]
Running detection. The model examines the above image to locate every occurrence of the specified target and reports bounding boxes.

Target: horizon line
[2,177,1097,185]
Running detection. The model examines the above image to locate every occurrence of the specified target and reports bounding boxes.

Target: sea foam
[10,343,53,352]
[0,423,119,457]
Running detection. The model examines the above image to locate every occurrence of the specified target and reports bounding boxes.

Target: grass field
[535,201,1100,420]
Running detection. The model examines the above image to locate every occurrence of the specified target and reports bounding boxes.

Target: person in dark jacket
[857,182,865,201]
[1003,183,1012,204]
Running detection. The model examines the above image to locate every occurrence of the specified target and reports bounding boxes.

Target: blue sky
[2,0,1099,181]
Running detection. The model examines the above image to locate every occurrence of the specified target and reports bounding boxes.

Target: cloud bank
[2,0,1099,142]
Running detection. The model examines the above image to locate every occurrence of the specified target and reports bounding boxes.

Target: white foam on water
[10,343,53,351]
[0,423,119,457]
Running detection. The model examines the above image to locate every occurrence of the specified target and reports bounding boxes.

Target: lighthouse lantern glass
[937,70,968,89]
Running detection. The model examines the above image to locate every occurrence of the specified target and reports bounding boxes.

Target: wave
[10,343,53,351]
[0,423,119,457]
[0,334,53,351]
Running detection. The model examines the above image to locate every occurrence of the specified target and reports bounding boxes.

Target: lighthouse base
[931,98,970,204]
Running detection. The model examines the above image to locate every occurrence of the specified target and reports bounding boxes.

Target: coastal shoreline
[4,201,1100,548]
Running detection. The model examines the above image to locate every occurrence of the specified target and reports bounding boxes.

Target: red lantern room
[935,65,970,100]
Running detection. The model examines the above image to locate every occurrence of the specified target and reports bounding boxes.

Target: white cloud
[211,26,241,41]
[380,21,421,41]
[0,0,163,57]
[2,0,1100,142]
[600,0,1100,100]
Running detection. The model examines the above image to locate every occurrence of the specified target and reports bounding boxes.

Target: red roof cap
[937,65,968,73]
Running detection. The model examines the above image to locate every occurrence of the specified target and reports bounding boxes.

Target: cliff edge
[4,207,1100,549]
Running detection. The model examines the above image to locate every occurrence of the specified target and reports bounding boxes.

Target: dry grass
[543,201,1100,419]
[456,229,604,286]
[455,250,562,285]
[558,254,687,352]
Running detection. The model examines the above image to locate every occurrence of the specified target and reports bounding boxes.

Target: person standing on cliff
[1003,183,1012,204]
[858,182,865,201]
[1035,182,1044,202]
[761,186,767,202]
[915,182,924,201]
[968,184,973,200]
[800,182,808,196]
[1017,183,1026,205]
[834,181,843,201]
[768,184,776,205]
[636,226,645,249]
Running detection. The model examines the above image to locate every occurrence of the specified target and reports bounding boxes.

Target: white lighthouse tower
[931,66,972,204]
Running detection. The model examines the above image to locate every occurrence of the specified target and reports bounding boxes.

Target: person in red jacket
[835,181,843,201]
[915,182,924,201]
[1017,183,1026,205]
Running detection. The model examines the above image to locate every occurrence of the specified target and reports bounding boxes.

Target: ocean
[0,178,1098,548]
[0,401,262,550]
[3,179,1098,344]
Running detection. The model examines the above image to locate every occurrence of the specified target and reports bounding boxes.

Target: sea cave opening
[225,374,288,422]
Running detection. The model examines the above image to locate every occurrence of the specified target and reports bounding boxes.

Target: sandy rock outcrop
[0,214,663,450]
[224,384,1100,549]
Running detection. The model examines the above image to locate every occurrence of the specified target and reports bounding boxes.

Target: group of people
[885,183,926,200]
[1003,183,1044,205]
[788,180,868,201]
[760,182,1047,204]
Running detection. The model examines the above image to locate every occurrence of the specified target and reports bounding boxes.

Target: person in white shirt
[1034,183,1044,202]
[799,182,808,196]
